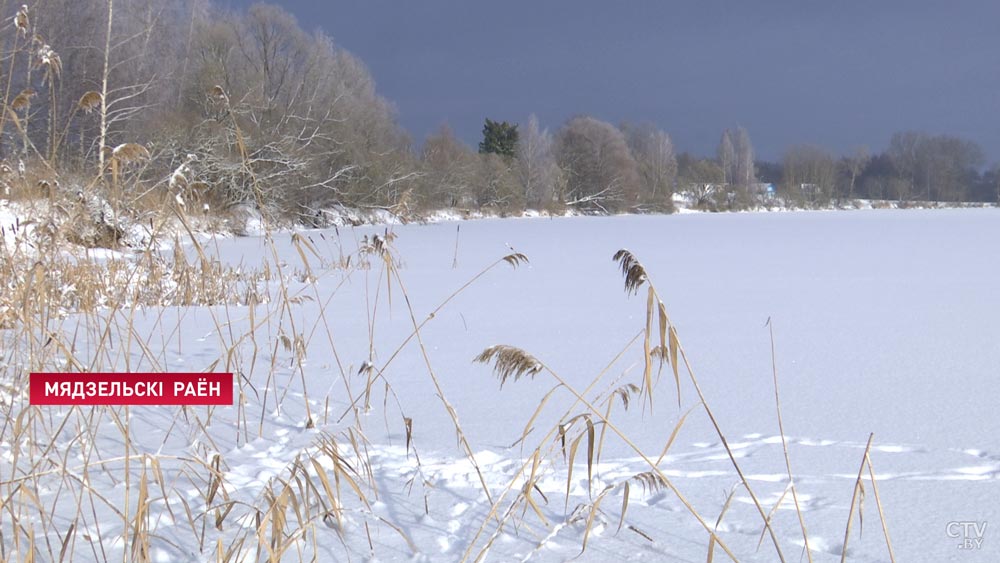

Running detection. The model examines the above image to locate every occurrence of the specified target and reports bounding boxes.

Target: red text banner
[29,373,234,406]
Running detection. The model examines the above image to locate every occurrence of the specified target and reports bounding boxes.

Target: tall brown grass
[470,249,898,562]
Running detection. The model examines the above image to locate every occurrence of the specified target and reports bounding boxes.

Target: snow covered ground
[3,208,999,562]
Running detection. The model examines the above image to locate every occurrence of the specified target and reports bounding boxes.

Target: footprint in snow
[792,536,848,557]
[643,490,674,509]
[871,443,926,454]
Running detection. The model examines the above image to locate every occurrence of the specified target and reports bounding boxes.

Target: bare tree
[95,0,113,172]
[172,3,413,214]
[732,126,755,187]
[475,152,520,210]
[421,124,476,208]
[717,129,735,185]
[782,144,837,204]
[717,126,756,189]
[623,121,676,209]
[888,131,983,202]
[515,114,560,209]
[886,131,924,199]
[926,135,983,202]
[554,115,639,212]
[840,146,871,200]
[0,1,418,218]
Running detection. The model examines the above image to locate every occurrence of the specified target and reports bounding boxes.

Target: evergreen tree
[479,118,519,158]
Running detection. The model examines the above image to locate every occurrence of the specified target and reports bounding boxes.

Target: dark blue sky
[228,0,1000,161]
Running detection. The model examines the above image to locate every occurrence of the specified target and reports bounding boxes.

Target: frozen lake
[8,208,999,562]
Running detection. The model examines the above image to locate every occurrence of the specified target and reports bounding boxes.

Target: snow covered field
[3,209,998,562]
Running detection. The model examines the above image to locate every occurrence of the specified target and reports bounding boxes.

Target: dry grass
[0,228,266,319]
[0,211,369,561]
[469,248,898,563]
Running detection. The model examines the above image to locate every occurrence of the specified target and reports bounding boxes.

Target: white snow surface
[6,208,1000,561]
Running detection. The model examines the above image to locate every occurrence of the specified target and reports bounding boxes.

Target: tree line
[421,119,999,215]
[1,1,995,226]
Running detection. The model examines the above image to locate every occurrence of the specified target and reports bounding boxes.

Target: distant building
[750,183,776,197]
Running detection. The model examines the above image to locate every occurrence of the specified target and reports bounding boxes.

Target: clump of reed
[467,248,897,563]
